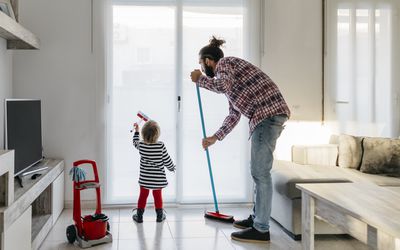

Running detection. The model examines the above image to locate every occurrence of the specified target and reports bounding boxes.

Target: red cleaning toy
[130,111,150,132]
[66,160,112,248]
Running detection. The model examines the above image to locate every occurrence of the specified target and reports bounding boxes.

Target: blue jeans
[251,115,287,233]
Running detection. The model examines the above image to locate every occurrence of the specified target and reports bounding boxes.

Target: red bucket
[82,214,108,240]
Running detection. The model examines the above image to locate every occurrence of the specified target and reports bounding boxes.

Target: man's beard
[204,65,215,78]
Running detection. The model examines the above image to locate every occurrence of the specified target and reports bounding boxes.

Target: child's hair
[141,120,160,144]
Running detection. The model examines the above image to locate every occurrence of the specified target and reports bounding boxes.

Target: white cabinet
[52,172,64,225]
[0,150,64,250]
[3,206,31,250]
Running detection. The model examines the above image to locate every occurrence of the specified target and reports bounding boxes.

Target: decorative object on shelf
[0,0,15,20]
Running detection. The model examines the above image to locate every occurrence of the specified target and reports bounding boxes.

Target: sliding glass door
[107,0,253,204]
[109,4,177,203]
[180,3,249,203]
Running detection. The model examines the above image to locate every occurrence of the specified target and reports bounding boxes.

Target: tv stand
[15,160,51,188]
[20,161,49,177]
[0,150,64,250]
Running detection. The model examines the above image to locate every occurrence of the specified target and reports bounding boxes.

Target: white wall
[13,0,107,202]
[0,38,13,149]
[261,0,328,160]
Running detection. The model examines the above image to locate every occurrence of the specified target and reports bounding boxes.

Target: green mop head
[69,167,87,182]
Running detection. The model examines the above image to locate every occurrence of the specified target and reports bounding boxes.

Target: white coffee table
[296,183,400,250]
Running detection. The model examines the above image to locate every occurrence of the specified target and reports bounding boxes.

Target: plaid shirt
[198,56,290,140]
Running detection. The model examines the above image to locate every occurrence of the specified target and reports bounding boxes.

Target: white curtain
[325,0,400,137]
[106,0,260,204]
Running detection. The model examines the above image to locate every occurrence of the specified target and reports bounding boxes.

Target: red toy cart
[66,160,112,248]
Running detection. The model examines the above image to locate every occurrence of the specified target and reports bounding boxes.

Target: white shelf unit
[0,150,64,250]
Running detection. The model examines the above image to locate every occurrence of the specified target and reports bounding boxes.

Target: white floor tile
[109,223,119,240]
[119,222,173,240]
[39,240,63,250]
[175,237,234,250]
[230,240,287,250]
[59,241,118,250]
[168,221,226,238]
[46,223,71,242]
[103,208,121,223]
[165,207,213,222]
[39,207,369,250]
[118,238,177,250]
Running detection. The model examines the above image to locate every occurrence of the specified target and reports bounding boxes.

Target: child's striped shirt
[133,132,175,189]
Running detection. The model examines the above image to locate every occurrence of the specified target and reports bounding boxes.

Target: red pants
[137,186,163,209]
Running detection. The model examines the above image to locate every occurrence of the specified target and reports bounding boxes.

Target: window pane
[355,9,372,122]
[337,8,351,102]
[375,8,392,133]
[329,1,396,136]
[109,5,177,203]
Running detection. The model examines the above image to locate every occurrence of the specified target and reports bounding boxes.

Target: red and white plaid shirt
[198,56,290,140]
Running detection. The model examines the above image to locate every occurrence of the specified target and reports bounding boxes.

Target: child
[132,120,175,223]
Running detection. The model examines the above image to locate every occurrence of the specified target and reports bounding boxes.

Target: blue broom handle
[195,84,219,213]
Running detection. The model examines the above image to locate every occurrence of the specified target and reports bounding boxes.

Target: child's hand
[133,123,139,132]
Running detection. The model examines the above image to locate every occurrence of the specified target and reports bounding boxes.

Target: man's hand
[190,69,202,83]
[202,135,218,150]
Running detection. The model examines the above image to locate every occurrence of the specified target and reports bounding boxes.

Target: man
[190,36,290,243]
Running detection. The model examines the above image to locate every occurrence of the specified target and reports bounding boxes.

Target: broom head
[204,211,234,223]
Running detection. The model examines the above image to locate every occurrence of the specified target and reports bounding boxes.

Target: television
[5,99,44,176]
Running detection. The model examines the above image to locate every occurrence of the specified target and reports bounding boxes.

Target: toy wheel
[66,225,77,243]
[107,222,110,231]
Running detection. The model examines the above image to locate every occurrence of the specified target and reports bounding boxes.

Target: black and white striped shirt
[133,132,175,189]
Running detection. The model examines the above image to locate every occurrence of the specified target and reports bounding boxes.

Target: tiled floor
[39,206,369,250]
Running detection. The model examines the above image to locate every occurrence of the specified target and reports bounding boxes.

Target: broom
[195,84,234,223]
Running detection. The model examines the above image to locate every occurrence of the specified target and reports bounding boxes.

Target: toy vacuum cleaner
[130,111,150,132]
[66,160,112,248]
[195,84,234,223]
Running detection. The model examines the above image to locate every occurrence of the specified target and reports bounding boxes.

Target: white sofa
[271,136,400,240]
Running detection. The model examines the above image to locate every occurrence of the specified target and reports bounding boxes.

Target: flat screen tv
[5,99,43,176]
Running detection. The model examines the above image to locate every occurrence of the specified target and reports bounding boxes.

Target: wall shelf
[0,10,39,49]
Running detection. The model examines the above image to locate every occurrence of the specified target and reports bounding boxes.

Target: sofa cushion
[360,137,400,177]
[292,144,338,166]
[338,134,363,169]
[272,161,350,199]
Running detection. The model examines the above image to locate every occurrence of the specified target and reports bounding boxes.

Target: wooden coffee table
[296,183,400,250]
